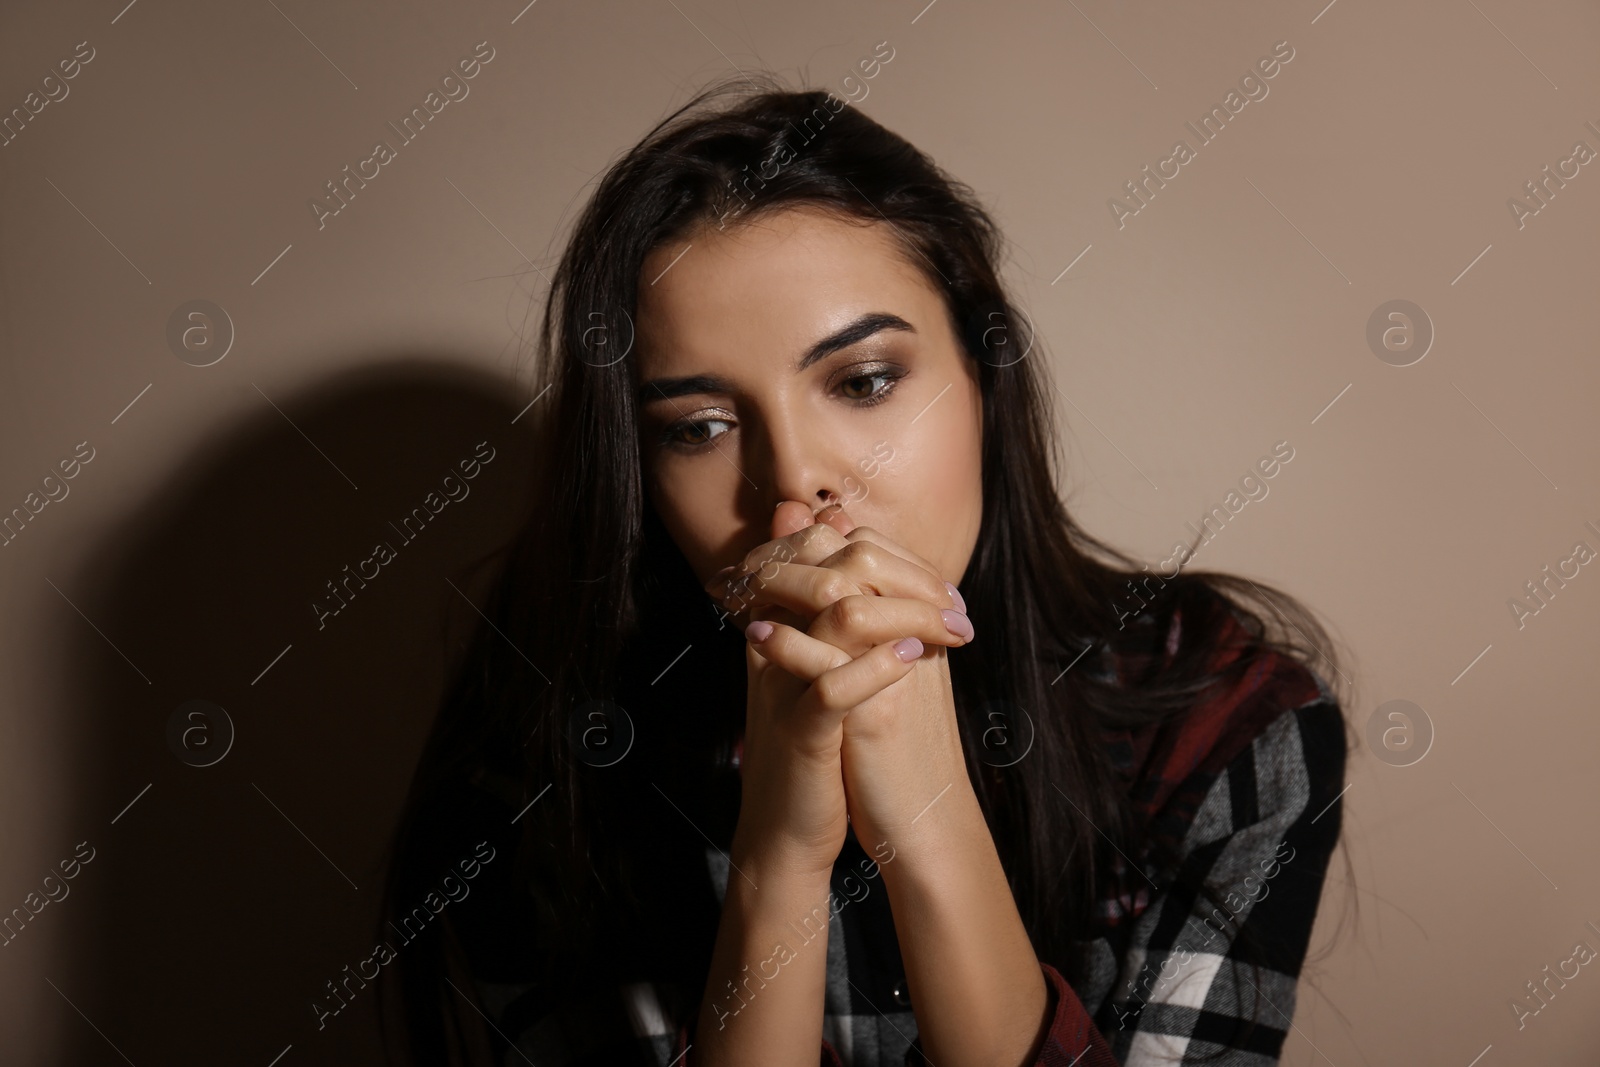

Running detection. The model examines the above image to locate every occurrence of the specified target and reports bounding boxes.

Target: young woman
[375,72,1353,1067]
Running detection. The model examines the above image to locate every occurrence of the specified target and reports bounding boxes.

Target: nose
[759,405,848,519]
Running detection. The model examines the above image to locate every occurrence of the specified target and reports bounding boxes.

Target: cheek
[910,375,983,503]
[649,462,734,575]
[883,401,983,575]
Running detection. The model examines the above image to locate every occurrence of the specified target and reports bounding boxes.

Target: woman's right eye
[659,417,734,451]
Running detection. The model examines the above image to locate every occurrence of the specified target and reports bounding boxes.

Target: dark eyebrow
[637,311,915,405]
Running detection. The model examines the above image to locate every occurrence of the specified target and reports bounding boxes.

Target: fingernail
[943,580,967,614]
[893,637,924,662]
[745,620,774,643]
[941,609,974,644]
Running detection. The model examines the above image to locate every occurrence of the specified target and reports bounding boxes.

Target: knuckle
[818,573,857,605]
[810,652,856,708]
[832,593,876,632]
[834,540,881,574]
[866,651,906,692]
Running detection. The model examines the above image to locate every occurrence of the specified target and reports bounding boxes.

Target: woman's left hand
[705,500,977,857]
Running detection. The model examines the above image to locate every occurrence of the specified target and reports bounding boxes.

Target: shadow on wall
[52,360,545,1066]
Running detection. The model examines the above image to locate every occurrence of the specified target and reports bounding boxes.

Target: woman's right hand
[730,611,854,878]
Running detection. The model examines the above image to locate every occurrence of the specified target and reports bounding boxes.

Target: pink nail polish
[943,580,967,614]
[894,637,924,662]
[941,609,974,643]
[745,620,775,643]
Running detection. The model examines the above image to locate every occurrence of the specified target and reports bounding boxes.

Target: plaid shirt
[468,604,1347,1066]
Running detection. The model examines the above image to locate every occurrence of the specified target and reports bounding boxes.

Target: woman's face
[633,204,985,591]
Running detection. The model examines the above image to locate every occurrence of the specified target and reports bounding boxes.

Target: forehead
[634,206,935,373]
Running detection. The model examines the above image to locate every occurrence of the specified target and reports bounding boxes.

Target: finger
[709,510,965,630]
[839,524,963,612]
[805,593,972,655]
[790,501,954,601]
[747,598,811,634]
[706,520,851,603]
[720,562,861,625]
[717,560,970,649]
[743,617,852,682]
[773,499,821,539]
[703,502,844,598]
[748,619,924,707]
[775,498,859,540]
[807,636,925,713]
[840,524,944,586]
[715,590,782,632]
[766,498,868,568]
[710,568,811,632]
[815,538,953,607]
[811,500,858,537]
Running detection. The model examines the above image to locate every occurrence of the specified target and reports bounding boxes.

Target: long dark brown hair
[373,71,1356,1066]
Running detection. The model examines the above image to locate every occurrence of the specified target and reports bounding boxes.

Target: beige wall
[2,0,1597,1062]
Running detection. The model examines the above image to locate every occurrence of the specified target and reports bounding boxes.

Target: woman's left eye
[838,368,903,406]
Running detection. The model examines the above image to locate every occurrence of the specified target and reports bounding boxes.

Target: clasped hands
[703,498,977,865]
